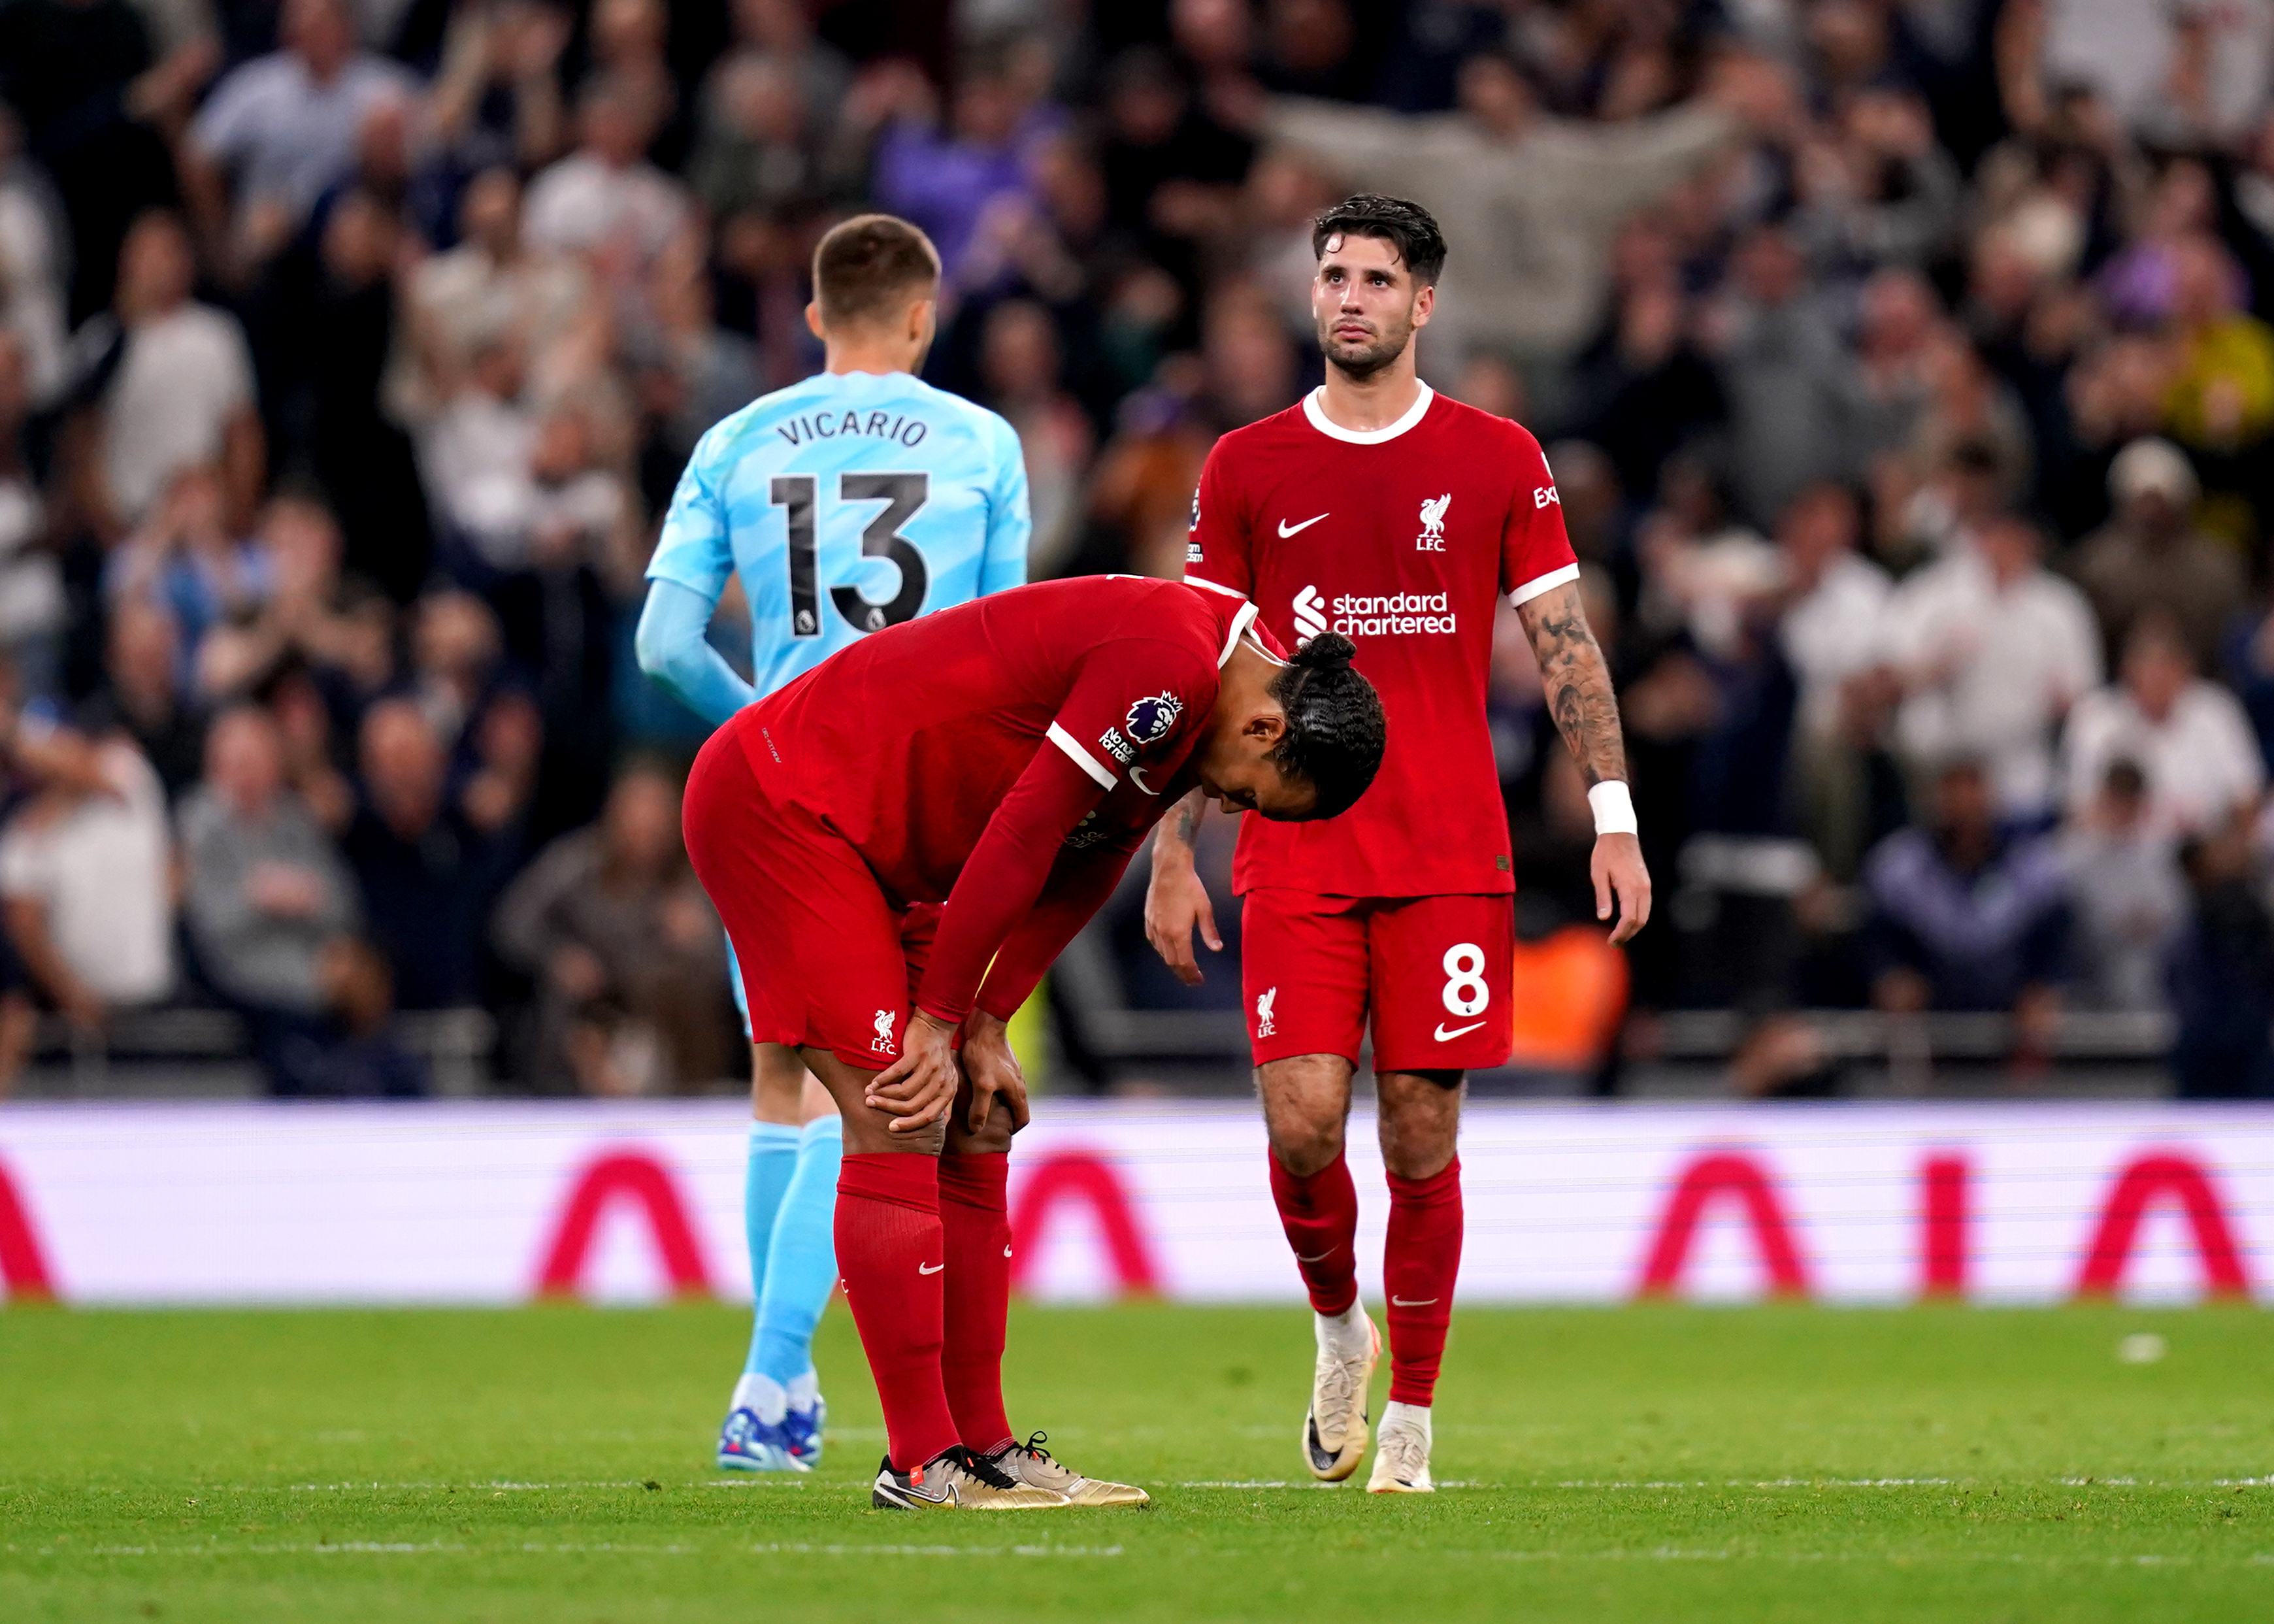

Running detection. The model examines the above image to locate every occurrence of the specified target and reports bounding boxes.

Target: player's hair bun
[1268,634,1384,821]
[1289,631,1358,672]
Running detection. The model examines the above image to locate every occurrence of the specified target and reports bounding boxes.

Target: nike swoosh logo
[1391,1296,1438,1307]
[1296,1251,1332,1263]
[917,1263,944,1275]
[1277,512,1328,537]
[1002,1246,1013,1259]
[1130,766,1159,795]
[1434,1020,1487,1041]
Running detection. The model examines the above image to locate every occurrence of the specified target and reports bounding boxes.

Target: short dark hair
[813,214,942,329]
[1311,195,1447,286]
[1268,633,1386,820]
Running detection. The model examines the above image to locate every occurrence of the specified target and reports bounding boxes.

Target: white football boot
[987,1433,1151,1506]
[1301,1304,1380,1482]
[1366,1400,1434,1493]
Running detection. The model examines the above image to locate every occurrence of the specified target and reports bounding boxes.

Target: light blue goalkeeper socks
[752,1114,843,1385]
[741,1121,800,1375]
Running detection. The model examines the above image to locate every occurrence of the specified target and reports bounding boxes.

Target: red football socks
[1268,1149,1360,1316]
[1383,1157,1463,1407]
[834,1153,959,1471]
[936,1151,1014,1455]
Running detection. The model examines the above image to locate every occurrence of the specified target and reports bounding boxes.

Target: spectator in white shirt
[1777,482,1893,742]
[418,335,535,569]
[523,73,695,342]
[184,0,421,270]
[1883,512,2101,820]
[0,334,64,700]
[388,167,601,426]
[2058,759,2187,1010]
[78,210,265,535]
[1777,482,1895,877]
[2043,0,2272,145]
[420,336,633,578]
[0,106,69,406]
[2062,612,2264,842]
[0,723,174,1028]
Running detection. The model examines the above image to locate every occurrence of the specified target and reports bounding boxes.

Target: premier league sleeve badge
[1123,692,1184,746]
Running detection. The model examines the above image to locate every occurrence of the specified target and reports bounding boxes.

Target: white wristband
[1589,780,1638,837]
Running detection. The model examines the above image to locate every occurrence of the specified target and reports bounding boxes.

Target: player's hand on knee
[866,1010,961,1132]
[1592,833,1653,946]
[959,1011,1030,1134]
[1144,865,1222,986]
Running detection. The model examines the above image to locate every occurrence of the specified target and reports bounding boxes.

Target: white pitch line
[88,1542,469,1556]
[1552,1478,1953,1491]
[749,1543,1124,1558]
[1173,1480,1489,1490]
[30,1543,2267,1570]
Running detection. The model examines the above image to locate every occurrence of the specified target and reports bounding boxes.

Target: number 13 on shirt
[647,369,1031,707]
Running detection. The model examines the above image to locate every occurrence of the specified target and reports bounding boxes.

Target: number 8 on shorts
[1442,943,1491,1018]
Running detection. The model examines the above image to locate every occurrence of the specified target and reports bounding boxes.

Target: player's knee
[1264,1110,1345,1177]
[1376,1072,1462,1180]
[944,1096,1015,1155]
[1379,1137,1456,1182]
[842,1115,946,1157]
[1257,1054,1351,1175]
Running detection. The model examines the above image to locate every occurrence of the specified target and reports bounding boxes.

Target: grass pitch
[3,1303,2272,1621]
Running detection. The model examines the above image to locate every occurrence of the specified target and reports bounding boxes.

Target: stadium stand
[2,0,2273,1101]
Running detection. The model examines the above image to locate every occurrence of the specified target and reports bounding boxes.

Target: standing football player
[1145,195,1651,1493]
[634,214,1029,1474]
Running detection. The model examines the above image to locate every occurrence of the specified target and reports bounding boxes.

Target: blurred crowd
[4,0,2274,1096]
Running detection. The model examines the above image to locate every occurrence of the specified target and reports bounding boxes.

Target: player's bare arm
[1515,578,1653,944]
[1145,789,1223,986]
[1519,580,1625,787]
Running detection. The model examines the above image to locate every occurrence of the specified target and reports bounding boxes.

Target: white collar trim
[1302,382,1434,444]
[1219,600,1259,667]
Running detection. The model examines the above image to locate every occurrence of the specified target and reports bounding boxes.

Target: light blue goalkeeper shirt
[637,368,1030,724]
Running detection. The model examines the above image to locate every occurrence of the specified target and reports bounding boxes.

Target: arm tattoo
[1155,787,1207,857]
[1517,582,1627,789]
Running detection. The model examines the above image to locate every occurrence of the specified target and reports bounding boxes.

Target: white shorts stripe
[1047,723,1119,790]
[1507,562,1582,609]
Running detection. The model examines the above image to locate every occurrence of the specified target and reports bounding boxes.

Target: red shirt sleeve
[974,840,1140,1021]
[1183,440,1254,601]
[1500,425,1581,606]
[1030,635,1219,799]
[916,637,1220,1024]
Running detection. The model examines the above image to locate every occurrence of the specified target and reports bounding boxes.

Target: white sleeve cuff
[1508,561,1582,608]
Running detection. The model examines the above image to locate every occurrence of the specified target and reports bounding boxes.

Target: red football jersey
[731,574,1260,1019]
[1187,384,1577,898]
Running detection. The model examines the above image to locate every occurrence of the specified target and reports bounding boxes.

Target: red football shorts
[1240,888,1515,1072]
[682,726,936,1072]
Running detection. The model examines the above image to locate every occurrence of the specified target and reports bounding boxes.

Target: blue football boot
[717,1406,806,1472]
[781,1395,826,1468]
